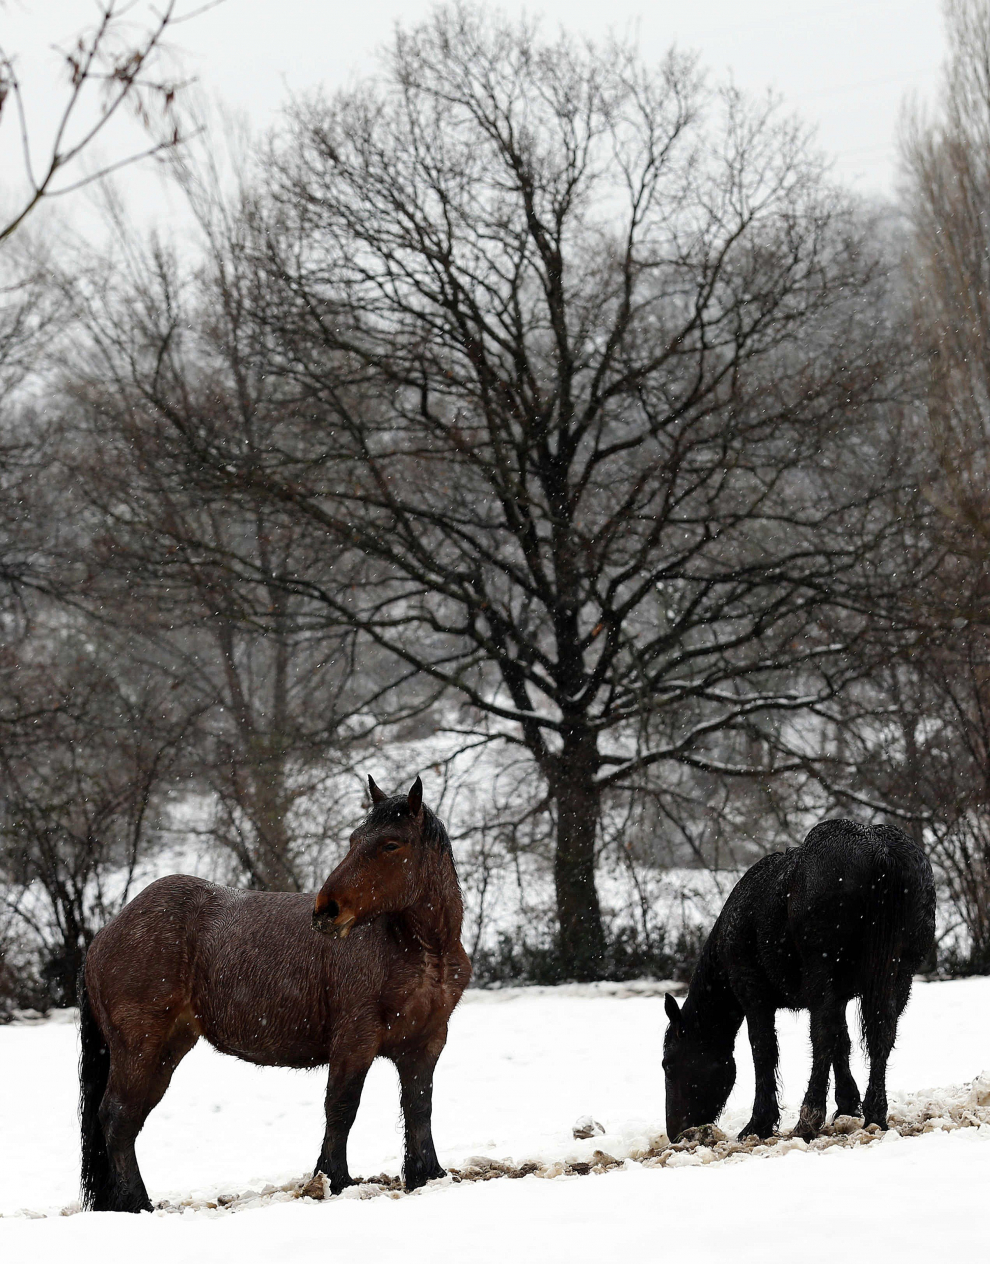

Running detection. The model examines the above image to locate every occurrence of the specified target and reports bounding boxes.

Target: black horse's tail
[78,967,113,1211]
[863,824,935,1001]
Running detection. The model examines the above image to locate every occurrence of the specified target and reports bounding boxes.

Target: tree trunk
[548,732,606,980]
[249,756,297,891]
[44,938,87,1008]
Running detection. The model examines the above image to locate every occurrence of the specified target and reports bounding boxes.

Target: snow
[3,976,990,1262]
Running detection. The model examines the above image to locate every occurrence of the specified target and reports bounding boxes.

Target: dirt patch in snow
[27,1073,989,1221]
[462,980,685,1002]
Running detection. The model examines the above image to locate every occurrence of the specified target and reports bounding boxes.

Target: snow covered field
[2,976,990,1262]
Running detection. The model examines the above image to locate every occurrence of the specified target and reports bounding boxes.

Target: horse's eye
[382,841,401,852]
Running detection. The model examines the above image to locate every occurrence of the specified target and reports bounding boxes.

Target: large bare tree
[92,8,905,976]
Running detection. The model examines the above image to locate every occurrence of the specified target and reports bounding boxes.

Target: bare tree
[902,0,990,591]
[132,8,905,977]
[59,217,436,891]
[890,0,990,962]
[807,633,990,968]
[0,0,219,247]
[0,0,218,616]
[0,613,197,1003]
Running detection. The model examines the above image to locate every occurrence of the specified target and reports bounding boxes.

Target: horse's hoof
[109,1197,153,1214]
[737,1120,775,1141]
[793,1106,826,1141]
[405,1166,446,1191]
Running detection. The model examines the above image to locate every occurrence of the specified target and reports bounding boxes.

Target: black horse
[663,820,935,1142]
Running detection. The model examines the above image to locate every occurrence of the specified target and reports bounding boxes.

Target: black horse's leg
[315,1053,373,1194]
[795,996,844,1140]
[395,1046,446,1191]
[738,1007,780,1139]
[831,1006,862,1119]
[861,970,911,1131]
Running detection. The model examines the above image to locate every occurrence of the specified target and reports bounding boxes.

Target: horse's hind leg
[795,995,846,1140]
[99,1014,199,1212]
[831,1007,862,1119]
[861,970,911,1131]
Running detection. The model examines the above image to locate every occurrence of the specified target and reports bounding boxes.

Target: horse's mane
[365,796,453,855]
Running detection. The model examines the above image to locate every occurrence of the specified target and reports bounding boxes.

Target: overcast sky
[2,0,948,239]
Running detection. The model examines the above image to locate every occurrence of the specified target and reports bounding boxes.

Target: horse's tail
[78,966,113,1211]
[863,824,935,1004]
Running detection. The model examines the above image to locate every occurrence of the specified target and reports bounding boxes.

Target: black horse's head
[662,993,736,1140]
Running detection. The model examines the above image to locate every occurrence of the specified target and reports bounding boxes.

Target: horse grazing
[79,776,471,1213]
[663,820,935,1143]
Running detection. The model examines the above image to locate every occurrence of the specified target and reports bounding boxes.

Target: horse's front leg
[314,1051,374,1194]
[738,1006,780,1139]
[395,1040,446,1191]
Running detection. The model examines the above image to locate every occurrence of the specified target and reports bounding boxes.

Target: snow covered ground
[2,976,989,1262]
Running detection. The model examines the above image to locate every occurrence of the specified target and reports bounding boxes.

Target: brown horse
[79,776,471,1212]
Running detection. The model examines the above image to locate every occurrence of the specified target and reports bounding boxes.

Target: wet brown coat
[80,777,471,1212]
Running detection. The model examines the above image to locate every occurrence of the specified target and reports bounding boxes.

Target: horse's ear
[368,775,388,805]
[664,993,681,1025]
[407,776,424,819]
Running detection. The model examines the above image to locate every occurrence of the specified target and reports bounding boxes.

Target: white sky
[1,0,949,243]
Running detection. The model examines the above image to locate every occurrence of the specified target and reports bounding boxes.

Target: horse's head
[662,993,736,1141]
[312,775,436,939]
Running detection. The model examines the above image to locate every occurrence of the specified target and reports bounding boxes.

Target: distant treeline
[2,3,990,1008]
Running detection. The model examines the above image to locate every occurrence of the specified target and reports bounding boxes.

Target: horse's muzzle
[311,906,357,939]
